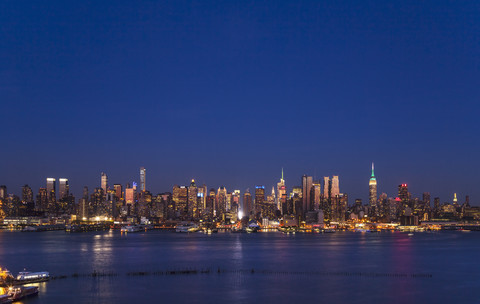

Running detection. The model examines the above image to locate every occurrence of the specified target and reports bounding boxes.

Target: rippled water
[0,230,477,303]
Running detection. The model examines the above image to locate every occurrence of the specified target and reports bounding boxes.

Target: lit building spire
[281,167,284,181]
[371,162,375,178]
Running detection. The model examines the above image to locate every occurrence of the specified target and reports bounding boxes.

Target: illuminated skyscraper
[46,178,56,214]
[369,163,377,214]
[322,177,330,200]
[187,179,198,218]
[173,185,188,216]
[140,167,146,192]
[21,184,33,204]
[0,186,6,200]
[312,181,321,210]
[216,186,227,217]
[331,176,340,197]
[302,175,313,213]
[453,193,458,204]
[254,186,265,215]
[276,168,286,210]
[101,172,108,194]
[46,178,56,197]
[59,178,69,199]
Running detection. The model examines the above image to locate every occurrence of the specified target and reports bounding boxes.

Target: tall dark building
[254,186,265,216]
[36,188,48,211]
[423,192,431,209]
[59,178,69,199]
[243,190,253,217]
[21,185,34,204]
[302,175,313,213]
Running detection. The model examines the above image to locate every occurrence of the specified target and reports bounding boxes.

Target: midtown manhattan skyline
[1,1,479,203]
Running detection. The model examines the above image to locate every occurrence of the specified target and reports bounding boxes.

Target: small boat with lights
[121,225,143,233]
[175,222,200,233]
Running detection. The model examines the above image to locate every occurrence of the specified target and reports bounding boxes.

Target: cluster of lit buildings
[0,164,478,226]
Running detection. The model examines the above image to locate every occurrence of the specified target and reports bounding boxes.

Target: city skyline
[0,164,470,207]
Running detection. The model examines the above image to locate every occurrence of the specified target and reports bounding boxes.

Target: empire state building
[369,163,377,213]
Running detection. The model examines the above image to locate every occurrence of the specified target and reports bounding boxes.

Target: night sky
[1,1,479,204]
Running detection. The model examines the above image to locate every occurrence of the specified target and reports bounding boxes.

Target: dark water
[0,230,478,303]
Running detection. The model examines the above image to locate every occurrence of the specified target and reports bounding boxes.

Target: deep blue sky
[1,0,479,204]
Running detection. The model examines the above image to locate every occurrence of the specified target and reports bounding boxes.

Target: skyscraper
[369,163,377,213]
[101,172,108,194]
[188,179,198,218]
[59,178,69,199]
[113,184,122,200]
[0,185,6,200]
[302,175,313,213]
[254,186,265,215]
[21,184,33,204]
[140,167,146,192]
[243,190,253,217]
[46,178,56,197]
[276,168,286,210]
[331,176,340,197]
[46,178,56,214]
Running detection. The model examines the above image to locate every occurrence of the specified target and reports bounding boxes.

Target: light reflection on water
[0,230,479,303]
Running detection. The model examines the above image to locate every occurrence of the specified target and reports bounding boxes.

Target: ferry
[120,225,143,233]
[16,271,50,283]
[175,222,200,233]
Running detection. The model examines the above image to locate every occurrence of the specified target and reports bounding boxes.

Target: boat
[21,226,38,232]
[16,271,50,283]
[407,233,414,236]
[120,225,143,233]
[175,222,200,233]
[6,286,38,301]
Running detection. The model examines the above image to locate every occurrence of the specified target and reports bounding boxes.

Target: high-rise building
[369,163,377,214]
[46,178,56,197]
[276,169,286,210]
[187,179,198,218]
[331,176,340,197]
[0,186,6,200]
[243,190,253,217]
[59,178,69,199]
[113,184,122,200]
[21,184,33,204]
[398,184,409,207]
[322,177,330,200]
[312,181,321,211]
[423,192,431,209]
[125,186,135,205]
[173,185,188,216]
[302,175,313,213]
[216,186,227,218]
[140,167,146,192]
[254,186,265,215]
[101,172,108,194]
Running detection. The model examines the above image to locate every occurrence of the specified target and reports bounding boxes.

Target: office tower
[101,172,108,194]
[312,181,321,211]
[197,185,207,217]
[398,184,409,201]
[46,178,56,197]
[140,167,146,192]
[188,179,198,218]
[331,176,340,197]
[302,175,313,213]
[0,185,6,200]
[243,190,253,217]
[433,197,440,210]
[254,186,265,215]
[90,188,105,217]
[369,163,377,214]
[465,195,470,207]
[276,168,286,210]
[322,177,330,200]
[205,188,216,217]
[36,188,47,211]
[113,184,122,200]
[216,186,227,218]
[21,184,33,204]
[125,186,135,205]
[59,178,69,199]
[423,192,431,209]
[173,185,188,216]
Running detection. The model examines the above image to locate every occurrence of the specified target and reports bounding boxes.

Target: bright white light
[238,210,243,219]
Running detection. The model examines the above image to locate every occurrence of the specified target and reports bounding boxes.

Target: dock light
[95,217,100,221]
